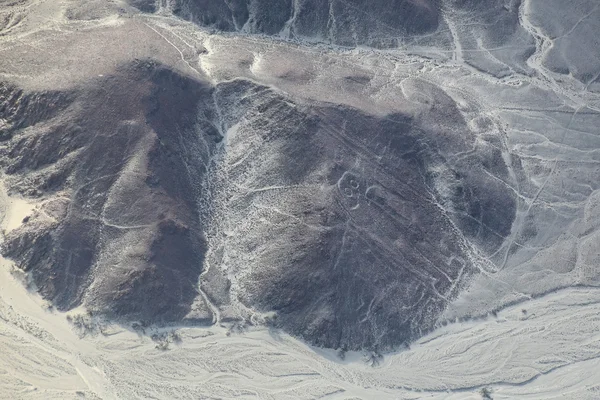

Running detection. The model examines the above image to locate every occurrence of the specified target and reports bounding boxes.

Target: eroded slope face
[203,79,517,350]
[0,64,518,350]
[0,62,219,323]
[142,0,441,46]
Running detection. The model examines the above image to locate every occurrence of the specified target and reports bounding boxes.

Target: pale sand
[0,181,36,234]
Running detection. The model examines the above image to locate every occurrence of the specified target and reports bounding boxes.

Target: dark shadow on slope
[0,70,519,351]
[213,79,518,351]
[130,0,441,47]
[0,61,219,323]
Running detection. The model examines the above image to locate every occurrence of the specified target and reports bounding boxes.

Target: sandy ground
[0,182,36,234]
[2,258,600,400]
[1,180,600,400]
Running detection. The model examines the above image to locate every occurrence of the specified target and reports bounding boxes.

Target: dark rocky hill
[0,60,518,350]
